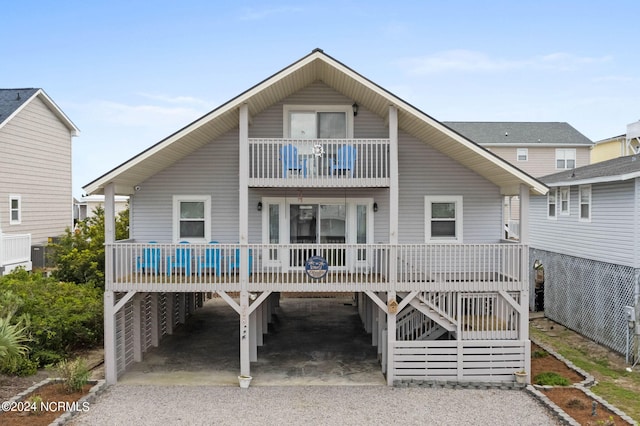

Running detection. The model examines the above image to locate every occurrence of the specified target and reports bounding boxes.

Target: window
[579,185,591,222]
[284,105,353,139]
[172,195,211,242]
[516,148,528,161]
[547,188,557,219]
[425,196,463,242]
[559,187,570,215]
[556,149,576,169]
[9,195,21,225]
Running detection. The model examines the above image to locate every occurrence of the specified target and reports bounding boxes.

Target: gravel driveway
[70,385,559,425]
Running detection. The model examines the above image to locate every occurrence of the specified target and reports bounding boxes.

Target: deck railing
[248,138,390,187]
[106,242,526,293]
[0,233,31,271]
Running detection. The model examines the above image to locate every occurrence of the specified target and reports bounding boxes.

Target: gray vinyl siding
[530,180,637,267]
[0,96,73,244]
[132,82,503,245]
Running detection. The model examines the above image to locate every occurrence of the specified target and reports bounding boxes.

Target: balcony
[0,232,32,275]
[248,138,390,187]
[106,242,526,293]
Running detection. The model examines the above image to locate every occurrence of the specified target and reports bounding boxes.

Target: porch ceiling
[83,49,546,197]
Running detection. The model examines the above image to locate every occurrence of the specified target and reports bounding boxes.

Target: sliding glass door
[262,197,373,271]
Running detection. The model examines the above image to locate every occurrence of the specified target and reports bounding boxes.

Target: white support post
[104,183,116,244]
[386,290,396,386]
[240,290,250,376]
[519,184,531,337]
[239,104,250,295]
[150,293,159,347]
[166,293,174,335]
[250,306,258,362]
[389,106,399,246]
[104,291,117,384]
[132,294,143,362]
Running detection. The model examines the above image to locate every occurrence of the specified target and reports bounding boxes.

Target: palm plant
[0,314,30,368]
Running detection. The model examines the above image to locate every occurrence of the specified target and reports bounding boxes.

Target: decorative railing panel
[0,233,31,268]
[106,242,526,293]
[248,138,390,187]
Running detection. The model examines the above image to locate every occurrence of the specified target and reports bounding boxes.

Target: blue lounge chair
[329,145,357,177]
[280,144,307,178]
[227,248,253,275]
[166,241,192,275]
[136,241,160,274]
[198,241,221,276]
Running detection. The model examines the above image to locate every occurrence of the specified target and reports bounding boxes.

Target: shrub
[56,357,90,393]
[534,371,570,386]
[0,270,103,367]
[532,349,548,358]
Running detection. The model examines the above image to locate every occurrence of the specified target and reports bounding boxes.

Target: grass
[530,325,640,422]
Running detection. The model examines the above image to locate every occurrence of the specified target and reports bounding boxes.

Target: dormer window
[284,105,353,139]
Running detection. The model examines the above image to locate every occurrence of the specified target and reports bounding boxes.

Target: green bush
[534,371,570,386]
[0,270,103,367]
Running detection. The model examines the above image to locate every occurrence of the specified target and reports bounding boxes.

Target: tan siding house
[0,89,78,273]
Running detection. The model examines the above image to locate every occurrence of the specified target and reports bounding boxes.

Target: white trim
[424,196,463,243]
[547,188,558,220]
[516,148,528,162]
[559,186,570,216]
[555,148,576,170]
[578,185,592,222]
[9,194,21,225]
[172,195,211,243]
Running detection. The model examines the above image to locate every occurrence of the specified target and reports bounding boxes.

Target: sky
[2,1,639,198]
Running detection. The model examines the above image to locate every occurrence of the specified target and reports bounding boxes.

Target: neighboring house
[529,155,640,360]
[591,120,640,164]
[0,89,79,274]
[84,49,547,386]
[445,122,593,240]
[74,194,129,223]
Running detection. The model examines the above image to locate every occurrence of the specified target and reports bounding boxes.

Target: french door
[262,197,373,271]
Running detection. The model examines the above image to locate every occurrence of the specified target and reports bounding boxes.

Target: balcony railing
[106,242,525,293]
[248,138,390,187]
[0,232,32,272]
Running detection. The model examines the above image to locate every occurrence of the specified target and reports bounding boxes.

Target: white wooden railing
[106,242,526,293]
[248,138,390,187]
[0,233,32,271]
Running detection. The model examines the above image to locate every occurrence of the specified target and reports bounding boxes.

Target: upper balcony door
[285,105,354,139]
[261,197,373,272]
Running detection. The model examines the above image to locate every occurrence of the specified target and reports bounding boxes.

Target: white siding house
[84,49,547,386]
[0,89,79,274]
[530,154,640,361]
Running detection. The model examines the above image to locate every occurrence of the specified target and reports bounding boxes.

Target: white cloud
[399,50,611,74]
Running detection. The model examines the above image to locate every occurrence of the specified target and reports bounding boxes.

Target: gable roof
[444,122,593,147]
[83,49,547,196]
[0,88,79,135]
[540,154,640,187]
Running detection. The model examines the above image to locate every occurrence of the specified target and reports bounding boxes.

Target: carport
[119,294,385,386]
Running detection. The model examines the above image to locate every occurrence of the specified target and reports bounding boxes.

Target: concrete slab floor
[120,295,386,387]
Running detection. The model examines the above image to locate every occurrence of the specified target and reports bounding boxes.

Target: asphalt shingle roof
[443,121,593,146]
[0,88,39,125]
[540,154,640,185]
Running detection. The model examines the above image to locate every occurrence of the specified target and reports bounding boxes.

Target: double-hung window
[425,196,463,242]
[559,187,570,215]
[556,149,576,169]
[516,148,528,162]
[547,188,557,219]
[579,185,591,222]
[284,105,352,139]
[9,195,21,225]
[172,195,211,242]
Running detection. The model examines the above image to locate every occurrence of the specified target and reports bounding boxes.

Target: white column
[386,291,396,386]
[132,294,143,362]
[250,305,258,362]
[519,184,530,339]
[104,183,116,244]
[519,184,530,245]
[239,104,250,294]
[104,291,117,384]
[240,290,251,376]
[389,106,399,245]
